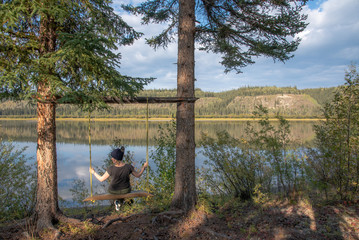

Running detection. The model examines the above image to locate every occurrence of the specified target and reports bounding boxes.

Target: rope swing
[88,110,94,200]
[84,100,153,202]
[146,97,150,190]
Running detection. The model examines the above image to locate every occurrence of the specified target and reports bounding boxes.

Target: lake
[0,119,317,201]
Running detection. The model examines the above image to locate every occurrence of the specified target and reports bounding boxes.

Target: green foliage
[69,178,92,208]
[246,105,305,196]
[66,177,105,218]
[0,0,152,106]
[307,64,359,200]
[200,130,259,200]
[0,140,36,222]
[199,105,306,200]
[301,87,336,106]
[149,119,176,207]
[125,0,308,73]
[252,184,269,205]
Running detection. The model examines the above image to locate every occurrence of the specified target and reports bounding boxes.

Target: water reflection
[0,119,317,200]
[0,119,316,145]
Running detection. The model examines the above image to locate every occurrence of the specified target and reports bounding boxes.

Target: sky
[112,0,359,92]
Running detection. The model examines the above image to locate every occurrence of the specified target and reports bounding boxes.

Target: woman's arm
[132,162,149,178]
[89,167,110,182]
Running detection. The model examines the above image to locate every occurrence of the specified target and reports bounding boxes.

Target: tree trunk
[171,0,197,212]
[35,95,60,230]
[34,16,61,231]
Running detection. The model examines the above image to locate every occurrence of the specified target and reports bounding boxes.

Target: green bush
[307,64,359,200]
[69,178,92,207]
[200,130,262,200]
[0,140,36,222]
[148,119,176,208]
[199,105,306,200]
[246,106,305,196]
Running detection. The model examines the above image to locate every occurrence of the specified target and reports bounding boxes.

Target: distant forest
[0,86,336,119]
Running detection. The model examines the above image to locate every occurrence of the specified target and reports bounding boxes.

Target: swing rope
[88,110,94,199]
[146,97,149,190]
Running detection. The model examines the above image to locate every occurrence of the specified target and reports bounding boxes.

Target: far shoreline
[0,117,325,122]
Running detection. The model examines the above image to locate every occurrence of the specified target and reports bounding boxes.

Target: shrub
[246,105,305,196]
[307,64,359,200]
[199,105,305,200]
[200,130,260,200]
[69,178,91,208]
[0,140,36,222]
[149,119,176,207]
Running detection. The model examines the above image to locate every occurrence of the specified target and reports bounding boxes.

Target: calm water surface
[0,119,316,200]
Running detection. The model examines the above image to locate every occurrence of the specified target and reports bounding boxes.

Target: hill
[0,86,336,118]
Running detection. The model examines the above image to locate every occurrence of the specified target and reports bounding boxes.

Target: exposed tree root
[13,212,81,239]
[20,221,59,240]
[36,220,59,239]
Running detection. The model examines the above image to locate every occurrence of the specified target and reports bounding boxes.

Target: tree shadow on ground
[310,199,359,240]
[146,199,358,240]
[71,197,357,240]
[168,198,358,240]
[5,198,358,239]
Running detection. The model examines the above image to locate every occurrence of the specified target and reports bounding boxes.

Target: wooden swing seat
[83,190,153,202]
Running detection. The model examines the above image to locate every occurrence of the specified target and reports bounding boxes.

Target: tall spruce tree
[125,0,308,212]
[0,0,151,231]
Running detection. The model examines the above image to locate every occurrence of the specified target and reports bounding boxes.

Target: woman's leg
[108,188,131,195]
[109,188,131,209]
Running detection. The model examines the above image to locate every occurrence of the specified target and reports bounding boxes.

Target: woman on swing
[89,146,148,211]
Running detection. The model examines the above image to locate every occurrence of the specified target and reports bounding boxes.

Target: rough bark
[171,0,197,212]
[35,87,60,231]
[34,16,61,231]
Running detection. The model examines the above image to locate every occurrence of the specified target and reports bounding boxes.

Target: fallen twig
[102,213,143,229]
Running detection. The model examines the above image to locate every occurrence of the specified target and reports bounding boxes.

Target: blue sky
[113,0,359,92]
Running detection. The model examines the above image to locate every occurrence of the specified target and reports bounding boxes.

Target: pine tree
[0,0,151,231]
[125,0,308,212]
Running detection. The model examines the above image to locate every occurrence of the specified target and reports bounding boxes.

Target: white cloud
[299,0,359,51]
[114,0,359,92]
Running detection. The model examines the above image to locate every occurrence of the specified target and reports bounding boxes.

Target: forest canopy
[0,86,336,119]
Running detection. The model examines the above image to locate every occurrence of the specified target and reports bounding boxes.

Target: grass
[58,220,99,239]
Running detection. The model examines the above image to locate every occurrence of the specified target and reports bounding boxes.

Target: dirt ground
[1,199,359,240]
